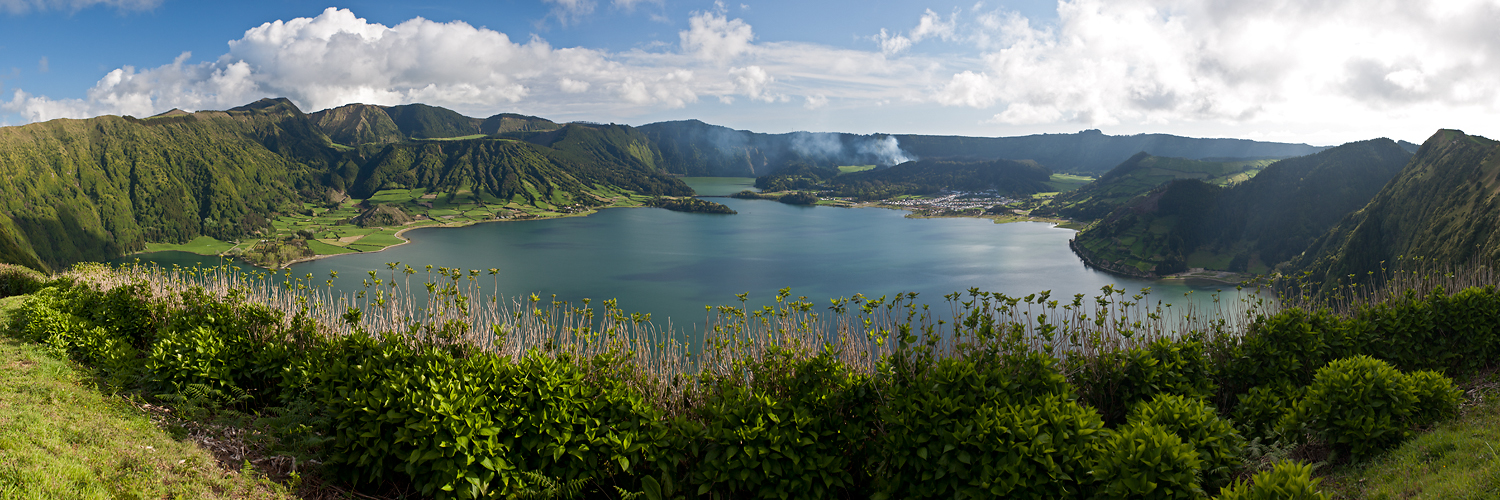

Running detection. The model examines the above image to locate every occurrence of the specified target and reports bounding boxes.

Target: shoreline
[128,204,624,270]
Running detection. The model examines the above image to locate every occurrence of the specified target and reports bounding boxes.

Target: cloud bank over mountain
[3,0,1498,145]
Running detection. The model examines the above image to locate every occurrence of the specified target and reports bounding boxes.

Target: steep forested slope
[1040,154,1272,221]
[1293,130,1500,288]
[383,103,483,139]
[309,103,405,146]
[1072,139,1410,276]
[825,158,1053,199]
[0,98,330,270]
[0,99,689,271]
[893,129,1325,175]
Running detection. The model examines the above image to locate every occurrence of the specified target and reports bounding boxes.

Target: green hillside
[1293,130,1500,289]
[1041,154,1274,221]
[383,103,483,139]
[0,99,692,271]
[344,137,689,204]
[480,113,562,135]
[1072,139,1411,277]
[308,103,405,146]
[0,99,333,271]
[825,158,1053,199]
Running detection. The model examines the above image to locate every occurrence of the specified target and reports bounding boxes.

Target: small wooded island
[642,196,737,214]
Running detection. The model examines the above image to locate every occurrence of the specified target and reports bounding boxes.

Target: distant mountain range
[0,97,1470,287]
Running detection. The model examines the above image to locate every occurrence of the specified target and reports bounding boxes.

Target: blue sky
[2,0,1498,145]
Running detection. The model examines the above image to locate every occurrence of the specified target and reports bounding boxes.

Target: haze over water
[126,178,1259,333]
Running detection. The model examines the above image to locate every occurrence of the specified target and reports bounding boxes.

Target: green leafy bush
[1354,287,1500,374]
[1213,460,1329,500]
[873,354,1103,499]
[1404,369,1463,427]
[1075,337,1215,424]
[1232,382,1303,440]
[0,263,46,297]
[1129,394,1245,493]
[1090,422,1203,499]
[314,338,673,499]
[693,347,872,498]
[1218,309,1340,397]
[1286,356,1416,458]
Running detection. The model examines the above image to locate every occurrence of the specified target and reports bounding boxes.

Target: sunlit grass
[0,296,294,499]
[836,165,877,174]
[1044,173,1095,192]
[144,236,237,255]
[1319,383,1500,499]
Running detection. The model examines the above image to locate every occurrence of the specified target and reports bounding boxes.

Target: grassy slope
[1319,382,1500,498]
[0,296,293,499]
[1041,154,1272,221]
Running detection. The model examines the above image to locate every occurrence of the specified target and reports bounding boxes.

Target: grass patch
[1319,384,1500,498]
[837,165,877,174]
[306,240,356,255]
[143,236,236,256]
[419,134,488,141]
[1044,173,1095,192]
[0,296,293,499]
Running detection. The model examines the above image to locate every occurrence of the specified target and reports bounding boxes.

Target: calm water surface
[127,178,1254,331]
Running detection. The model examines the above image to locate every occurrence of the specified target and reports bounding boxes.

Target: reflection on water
[120,178,1267,332]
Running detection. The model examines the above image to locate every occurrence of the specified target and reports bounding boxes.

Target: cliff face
[1293,130,1500,288]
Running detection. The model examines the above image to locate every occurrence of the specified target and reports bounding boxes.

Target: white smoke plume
[857,136,913,166]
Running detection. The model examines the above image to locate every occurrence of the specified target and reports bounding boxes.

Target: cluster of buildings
[879,190,1018,214]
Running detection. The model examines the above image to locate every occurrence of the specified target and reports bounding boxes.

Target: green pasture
[143,236,237,255]
[1044,173,1095,192]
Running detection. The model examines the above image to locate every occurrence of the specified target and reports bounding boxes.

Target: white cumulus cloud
[933,0,1500,133]
[679,9,754,63]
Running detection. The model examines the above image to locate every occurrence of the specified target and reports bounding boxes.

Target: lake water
[124,178,1254,332]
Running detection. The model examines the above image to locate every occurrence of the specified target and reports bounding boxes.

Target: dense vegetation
[1294,130,1500,291]
[892,129,1324,175]
[753,162,840,192]
[0,98,327,271]
[1071,139,1411,276]
[824,158,1053,200]
[0,99,689,271]
[5,259,1496,498]
[1039,154,1274,221]
[639,121,1325,177]
[642,197,737,214]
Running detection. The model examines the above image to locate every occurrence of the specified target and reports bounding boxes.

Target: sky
[1,0,1498,146]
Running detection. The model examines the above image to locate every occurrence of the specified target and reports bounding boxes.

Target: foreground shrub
[873,353,1103,499]
[1129,394,1245,493]
[314,338,674,499]
[1287,356,1416,458]
[1090,422,1203,499]
[15,287,141,386]
[1232,382,1303,440]
[693,347,873,498]
[1213,460,1328,500]
[1404,369,1463,427]
[1217,309,1341,397]
[1074,337,1216,424]
[0,263,45,297]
